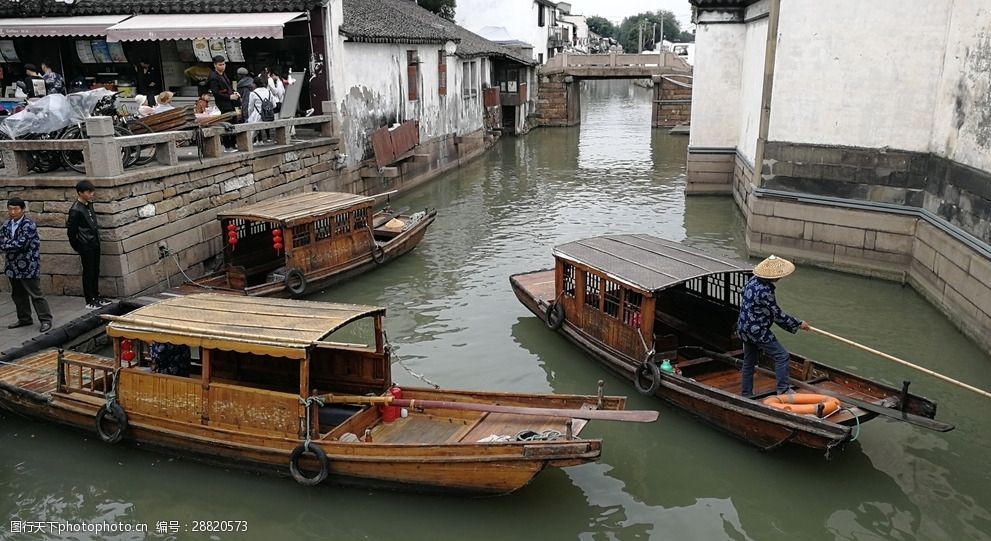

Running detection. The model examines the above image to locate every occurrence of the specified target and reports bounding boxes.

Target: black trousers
[9,276,52,323]
[79,248,101,303]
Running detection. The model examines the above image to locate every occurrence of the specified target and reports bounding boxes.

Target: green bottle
[659,359,674,373]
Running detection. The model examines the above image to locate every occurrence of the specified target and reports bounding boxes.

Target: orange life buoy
[762,393,841,417]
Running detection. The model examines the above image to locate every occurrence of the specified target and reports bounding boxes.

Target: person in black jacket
[66,180,111,309]
[207,56,241,152]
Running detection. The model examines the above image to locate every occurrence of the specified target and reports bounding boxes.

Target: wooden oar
[318,394,659,423]
[809,326,991,401]
[686,347,955,432]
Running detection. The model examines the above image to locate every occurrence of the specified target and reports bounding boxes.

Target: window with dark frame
[623,290,643,327]
[291,224,311,247]
[407,50,419,101]
[438,50,447,96]
[354,207,369,230]
[538,5,545,27]
[563,263,576,297]
[603,280,621,318]
[314,217,332,241]
[584,271,601,310]
[335,211,352,235]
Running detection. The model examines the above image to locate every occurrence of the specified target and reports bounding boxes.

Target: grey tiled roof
[341,0,535,65]
[1,0,324,16]
[689,0,760,6]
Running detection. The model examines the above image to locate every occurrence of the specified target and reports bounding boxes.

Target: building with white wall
[688,0,991,354]
[455,0,561,63]
[325,0,536,167]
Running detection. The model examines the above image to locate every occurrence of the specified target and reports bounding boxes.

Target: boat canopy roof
[218,192,375,225]
[106,294,385,359]
[553,234,752,293]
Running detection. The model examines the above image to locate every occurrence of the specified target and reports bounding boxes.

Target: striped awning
[0,15,131,37]
[105,12,306,42]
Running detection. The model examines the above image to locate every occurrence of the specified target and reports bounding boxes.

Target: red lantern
[121,339,133,351]
[226,223,236,232]
[272,228,283,238]
[121,350,136,362]
[273,241,283,251]
[227,232,238,245]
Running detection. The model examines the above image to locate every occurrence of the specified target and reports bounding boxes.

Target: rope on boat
[515,429,563,441]
[170,251,215,290]
[824,406,861,442]
[383,331,441,389]
[299,395,326,446]
[636,328,655,363]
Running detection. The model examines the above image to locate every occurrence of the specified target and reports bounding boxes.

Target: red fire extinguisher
[380,385,402,423]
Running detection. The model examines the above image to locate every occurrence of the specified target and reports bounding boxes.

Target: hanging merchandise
[192,39,212,62]
[225,39,245,63]
[107,42,128,64]
[0,40,19,62]
[208,39,228,62]
[90,40,112,63]
[76,40,97,63]
[176,40,197,63]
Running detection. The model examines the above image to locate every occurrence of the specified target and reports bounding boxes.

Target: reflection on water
[2,80,989,541]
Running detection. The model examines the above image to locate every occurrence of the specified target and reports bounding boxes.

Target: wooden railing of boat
[56,352,113,398]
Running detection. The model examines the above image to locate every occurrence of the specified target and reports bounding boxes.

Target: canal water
[3,80,990,541]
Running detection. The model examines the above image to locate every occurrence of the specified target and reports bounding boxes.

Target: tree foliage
[418,0,456,21]
[586,15,618,39]
[617,10,683,53]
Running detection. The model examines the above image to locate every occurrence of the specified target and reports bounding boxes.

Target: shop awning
[105,12,307,42]
[0,15,132,37]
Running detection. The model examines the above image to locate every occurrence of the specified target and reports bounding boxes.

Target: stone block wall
[0,139,342,298]
[732,141,991,353]
[686,148,736,194]
[653,76,692,128]
[536,74,580,127]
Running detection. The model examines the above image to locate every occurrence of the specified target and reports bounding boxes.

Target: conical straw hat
[753,255,795,279]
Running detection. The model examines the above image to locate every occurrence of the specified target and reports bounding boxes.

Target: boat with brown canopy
[186,191,435,297]
[0,293,654,494]
[510,234,953,457]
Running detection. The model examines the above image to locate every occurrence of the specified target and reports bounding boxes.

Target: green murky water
[3,81,989,541]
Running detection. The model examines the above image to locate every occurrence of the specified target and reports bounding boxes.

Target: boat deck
[370,410,586,444]
[513,270,555,304]
[0,349,113,398]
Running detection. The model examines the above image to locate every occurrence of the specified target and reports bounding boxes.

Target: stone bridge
[537,52,693,127]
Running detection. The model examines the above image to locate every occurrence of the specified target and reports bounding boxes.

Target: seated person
[152,91,175,113]
[149,343,191,377]
[134,94,155,117]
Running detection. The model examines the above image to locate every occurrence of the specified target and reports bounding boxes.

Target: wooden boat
[510,234,953,457]
[0,293,641,495]
[190,192,436,297]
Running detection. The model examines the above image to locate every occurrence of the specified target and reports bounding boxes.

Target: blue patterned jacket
[736,276,801,344]
[0,216,41,279]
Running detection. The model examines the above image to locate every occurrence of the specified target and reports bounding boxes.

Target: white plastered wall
[455,0,548,62]
[688,21,746,150]
[767,0,949,152]
[336,43,485,166]
[929,0,991,172]
[736,14,768,165]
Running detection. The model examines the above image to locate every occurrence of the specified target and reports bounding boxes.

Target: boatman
[736,255,810,398]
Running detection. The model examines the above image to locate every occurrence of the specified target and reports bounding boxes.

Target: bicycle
[59,92,156,173]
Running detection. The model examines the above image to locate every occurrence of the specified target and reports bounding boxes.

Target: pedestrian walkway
[0,294,93,353]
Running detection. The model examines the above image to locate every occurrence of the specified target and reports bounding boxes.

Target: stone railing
[543,51,691,71]
[0,107,336,179]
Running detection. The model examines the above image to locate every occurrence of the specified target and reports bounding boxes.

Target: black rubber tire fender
[634,361,662,396]
[284,268,307,296]
[545,302,565,330]
[289,442,329,486]
[371,244,386,264]
[95,403,128,444]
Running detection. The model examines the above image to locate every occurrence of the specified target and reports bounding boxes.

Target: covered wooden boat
[510,234,953,457]
[0,293,637,494]
[191,192,436,297]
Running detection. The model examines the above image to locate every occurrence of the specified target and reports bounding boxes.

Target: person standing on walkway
[736,255,810,397]
[1,197,53,332]
[66,181,111,310]
[207,56,240,152]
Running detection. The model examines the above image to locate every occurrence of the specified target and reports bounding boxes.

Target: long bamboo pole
[317,394,659,423]
[809,326,991,400]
